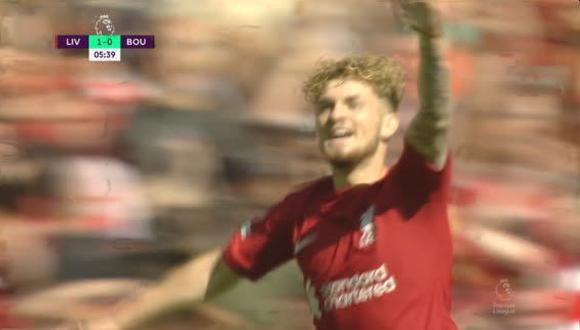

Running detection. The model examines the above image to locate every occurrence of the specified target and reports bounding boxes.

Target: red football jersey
[224,141,458,330]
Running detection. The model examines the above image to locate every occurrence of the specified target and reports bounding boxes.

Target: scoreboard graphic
[54,15,154,61]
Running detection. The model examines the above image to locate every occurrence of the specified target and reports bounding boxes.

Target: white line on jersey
[294,232,318,255]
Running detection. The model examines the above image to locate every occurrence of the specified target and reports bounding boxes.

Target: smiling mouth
[326,130,354,140]
[327,136,352,143]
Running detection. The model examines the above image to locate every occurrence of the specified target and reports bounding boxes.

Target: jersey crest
[359,204,376,248]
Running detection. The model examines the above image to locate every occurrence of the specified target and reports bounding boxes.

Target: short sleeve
[397,141,452,185]
[386,141,453,216]
[222,195,299,281]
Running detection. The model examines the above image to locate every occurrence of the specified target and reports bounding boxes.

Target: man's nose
[329,103,348,122]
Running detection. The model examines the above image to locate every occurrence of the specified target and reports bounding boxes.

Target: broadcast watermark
[95,14,115,35]
[493,278,516,316]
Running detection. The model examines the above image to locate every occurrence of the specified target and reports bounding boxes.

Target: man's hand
[391,0,443,37]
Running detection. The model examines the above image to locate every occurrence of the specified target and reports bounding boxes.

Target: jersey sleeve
[222,194,299,281]
[387,140,453,213]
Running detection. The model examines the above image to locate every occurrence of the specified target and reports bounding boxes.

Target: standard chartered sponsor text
[319,264,397,311]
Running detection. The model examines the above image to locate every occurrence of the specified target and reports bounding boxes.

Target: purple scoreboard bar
[55,35,155,49]
[121,35,155,48]
[55,35,89,49]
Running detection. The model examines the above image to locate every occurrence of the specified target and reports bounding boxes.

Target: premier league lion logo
[495,278,513,303]
[94,14,115,35]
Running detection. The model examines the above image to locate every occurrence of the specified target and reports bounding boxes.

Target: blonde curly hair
[302,55,406,111]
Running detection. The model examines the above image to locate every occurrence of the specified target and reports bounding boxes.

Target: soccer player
[79,1,457,329]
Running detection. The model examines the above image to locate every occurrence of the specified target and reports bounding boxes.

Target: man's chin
[323,152,359,167]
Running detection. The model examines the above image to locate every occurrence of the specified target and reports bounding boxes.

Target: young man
[79,1,457,329]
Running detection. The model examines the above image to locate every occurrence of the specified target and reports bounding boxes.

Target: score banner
[89,35,121,61]
[55,35,154,62]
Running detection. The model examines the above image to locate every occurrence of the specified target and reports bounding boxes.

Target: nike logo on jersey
[294,232,317,255]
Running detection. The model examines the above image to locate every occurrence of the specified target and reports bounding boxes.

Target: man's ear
[380,111,399,140]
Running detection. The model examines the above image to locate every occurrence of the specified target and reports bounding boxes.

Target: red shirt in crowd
[224,141,458,330]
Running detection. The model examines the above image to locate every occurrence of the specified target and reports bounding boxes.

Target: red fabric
[449,50,475,97]
[82,82,150,105]
[14,121,58,142]
[0,292,30,329]
[570,292,580,321]
[224,142,457,330]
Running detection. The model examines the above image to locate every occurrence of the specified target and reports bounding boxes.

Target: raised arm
[397,0,452,169]
[82,248,242,330]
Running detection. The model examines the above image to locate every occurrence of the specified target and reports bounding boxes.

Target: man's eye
[348,102,360,109]
[317,103,332,111]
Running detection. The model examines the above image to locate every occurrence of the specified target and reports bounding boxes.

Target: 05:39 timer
[93,50,117,58]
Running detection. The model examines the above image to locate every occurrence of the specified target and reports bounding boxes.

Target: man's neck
[331,148,388,191]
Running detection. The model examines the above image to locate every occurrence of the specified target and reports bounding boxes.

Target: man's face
[314,78,395,166]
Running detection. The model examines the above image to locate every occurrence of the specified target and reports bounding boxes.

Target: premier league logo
[493,278,516,315]
[94,14,115,35]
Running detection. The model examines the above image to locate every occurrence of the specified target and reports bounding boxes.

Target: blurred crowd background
[0,0,578,329]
